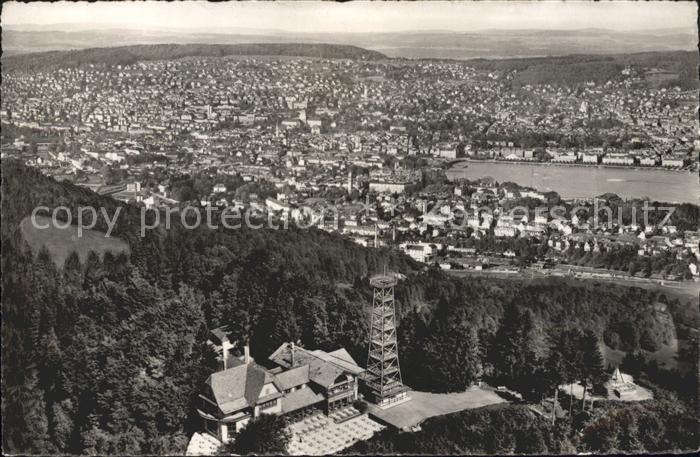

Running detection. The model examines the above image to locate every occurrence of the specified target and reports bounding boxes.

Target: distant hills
[2,26,696,59]
[467,51,699,89]
[1,25,697,88]
[2,43,696,90]
[0,43,387,73]
[355,28,696,59]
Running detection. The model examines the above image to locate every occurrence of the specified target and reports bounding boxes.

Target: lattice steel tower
[365,274,408,407]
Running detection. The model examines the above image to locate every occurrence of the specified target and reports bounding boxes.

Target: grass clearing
[20,215,130,267]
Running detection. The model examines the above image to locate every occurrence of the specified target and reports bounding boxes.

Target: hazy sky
[2,1,697,34]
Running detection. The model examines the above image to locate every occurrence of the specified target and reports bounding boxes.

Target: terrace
[286,408,384,455]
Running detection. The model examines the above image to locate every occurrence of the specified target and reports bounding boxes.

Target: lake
[447,161,699,204]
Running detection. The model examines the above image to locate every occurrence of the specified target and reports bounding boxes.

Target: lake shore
[448,158,695,173]
[446,160,699,203]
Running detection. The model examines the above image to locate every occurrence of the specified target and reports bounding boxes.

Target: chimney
[290,342,295,367]
[222,339,232,370]
[243,345,250,364]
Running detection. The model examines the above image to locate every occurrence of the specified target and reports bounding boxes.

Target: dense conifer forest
[2,160,697,454]
[345,395,698,454]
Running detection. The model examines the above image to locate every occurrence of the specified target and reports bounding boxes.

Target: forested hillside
[2,160,697,454]
[0,43,387,73]
[1,160,413,454]
[467,51,699,88]
[346,396,699,455]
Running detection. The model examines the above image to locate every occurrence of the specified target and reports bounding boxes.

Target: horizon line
[3,23,696,35]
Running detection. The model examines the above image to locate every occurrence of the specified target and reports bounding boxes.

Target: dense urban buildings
[2,49,698,282]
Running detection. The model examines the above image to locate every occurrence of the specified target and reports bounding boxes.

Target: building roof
[269,343,364,388]
[209,326,229,345]
[205,363,269,414]
[205,343,363,417]
[257,390,284,404]
[281,387,324,414]
[311,348,364,376]
[275,365,310,391]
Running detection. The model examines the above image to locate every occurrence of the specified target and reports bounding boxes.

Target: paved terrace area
[287,409,385,455]
[185,432,221,456]
[367,387,506,430]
